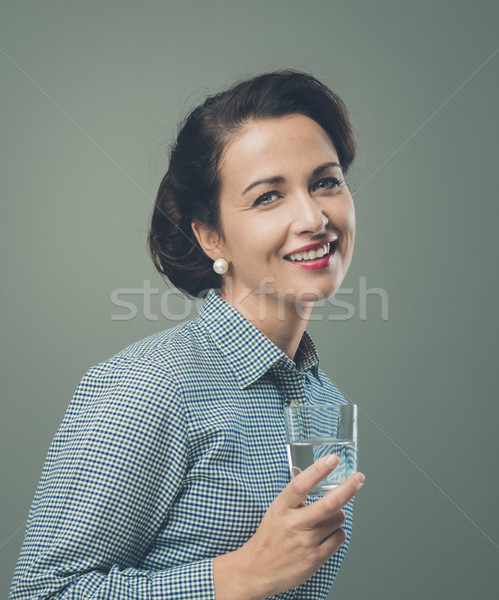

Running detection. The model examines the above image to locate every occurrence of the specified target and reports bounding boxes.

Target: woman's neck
[220,288,313,362]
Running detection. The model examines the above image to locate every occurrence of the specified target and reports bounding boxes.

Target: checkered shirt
[10,289,354,599]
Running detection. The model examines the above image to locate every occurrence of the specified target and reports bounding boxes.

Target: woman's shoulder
[63,319,210,425]
[111,320,195,362]
[82,316,212,385]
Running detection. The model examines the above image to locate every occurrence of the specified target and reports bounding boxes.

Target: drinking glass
[284,404,358,496]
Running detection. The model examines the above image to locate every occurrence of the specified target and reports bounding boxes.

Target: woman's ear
[191,221,223,261]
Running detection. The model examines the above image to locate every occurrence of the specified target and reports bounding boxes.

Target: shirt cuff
[151,558,215,599]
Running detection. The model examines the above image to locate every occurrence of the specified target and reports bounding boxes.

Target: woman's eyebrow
[242,161,341,195]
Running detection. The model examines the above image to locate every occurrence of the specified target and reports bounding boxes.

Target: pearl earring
[213,258,228,275]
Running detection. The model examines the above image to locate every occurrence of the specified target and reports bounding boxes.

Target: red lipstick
[285,235,338,257]
[291,248,336,270]
[285,238,338,270]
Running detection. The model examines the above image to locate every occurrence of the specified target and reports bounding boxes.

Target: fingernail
[325,454,339,467]
[356,473,365,485]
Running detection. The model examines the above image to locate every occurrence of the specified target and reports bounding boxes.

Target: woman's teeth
[288,242,331,262]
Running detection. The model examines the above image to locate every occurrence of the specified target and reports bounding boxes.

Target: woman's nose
[291,192,328,234]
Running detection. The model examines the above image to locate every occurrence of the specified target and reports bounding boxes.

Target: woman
[10,69,365,600]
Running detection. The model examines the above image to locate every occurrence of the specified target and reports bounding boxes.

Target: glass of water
[284,404,358,496]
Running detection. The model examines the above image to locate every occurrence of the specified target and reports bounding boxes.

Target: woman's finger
[303,508,347,545]
[303,472,365,525]
[316,527,348,562]
[278,454,340,508]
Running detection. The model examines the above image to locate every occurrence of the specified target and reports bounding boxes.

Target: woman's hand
[213,454,365,600]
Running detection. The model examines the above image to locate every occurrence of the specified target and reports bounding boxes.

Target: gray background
[1,0,498,598]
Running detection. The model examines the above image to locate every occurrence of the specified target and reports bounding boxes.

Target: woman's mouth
[284,240,338,270]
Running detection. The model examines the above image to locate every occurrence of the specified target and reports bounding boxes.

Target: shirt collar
[197,289,320,389]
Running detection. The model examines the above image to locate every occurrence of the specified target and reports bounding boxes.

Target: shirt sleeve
[9,357,215,600]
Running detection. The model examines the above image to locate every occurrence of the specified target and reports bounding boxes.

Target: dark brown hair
[148,69,356,298]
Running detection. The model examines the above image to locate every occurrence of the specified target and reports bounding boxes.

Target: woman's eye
[254,178,343,206]
[313,177,343,191]
[254,191,279,206]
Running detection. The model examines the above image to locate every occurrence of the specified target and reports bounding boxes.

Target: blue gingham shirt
[10,289,354,599]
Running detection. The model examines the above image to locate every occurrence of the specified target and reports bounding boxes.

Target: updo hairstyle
[148,69,356,298]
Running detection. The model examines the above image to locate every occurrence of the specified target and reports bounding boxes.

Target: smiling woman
[191,114,356,341]
[10,70,365,600]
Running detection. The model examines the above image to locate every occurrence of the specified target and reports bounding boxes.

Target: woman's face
[203,114,355,311]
